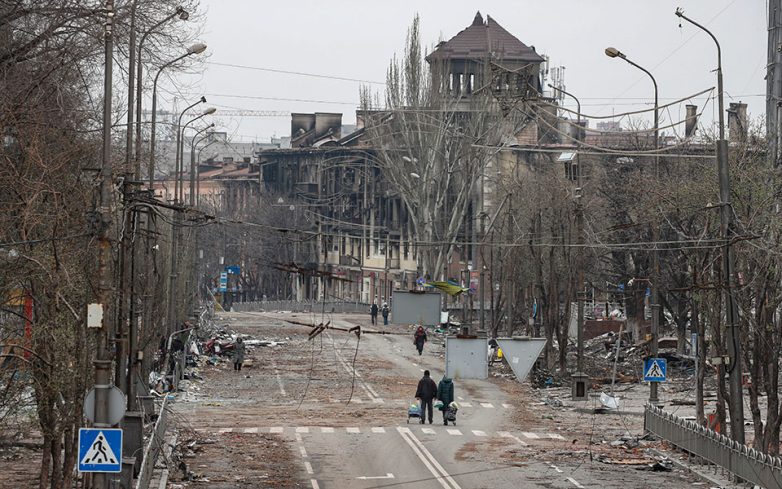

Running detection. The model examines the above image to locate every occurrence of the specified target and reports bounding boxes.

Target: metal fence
[644,404,782,488]
[232,300,370,314]
[135,397,169,489]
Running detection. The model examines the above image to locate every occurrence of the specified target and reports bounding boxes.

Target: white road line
[320,427,334,433]
[243,427,259,434]
[353,398,364,404]
[295,433,303,442]
[472,430,487,437]
[446,429,462,436]
[421,428,436,435]
[548,433,565,440]
[310,479,320,489]
[304,461,314,474]
[299,446,308,458]
[498,431,529,446]
[549,464,563,473]
[218,428,232,433]
[271,358,287,396]
[270,427,284,433]
[567,477,585,488]
[346,427,361,434]
[420,368,425,372]
[521,432,540,439]
[502,403,512,408]
[461,402,472,407]
[371,427,386,433]
[480,402,494,408]
[296,427,310,433]
[397,427,461,489]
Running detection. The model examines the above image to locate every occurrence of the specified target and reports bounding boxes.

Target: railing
[232,300,369,314]
[135,397,169,489]
[644,404,782,488]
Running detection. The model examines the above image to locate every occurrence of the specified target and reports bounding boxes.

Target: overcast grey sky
[160,0,766,143]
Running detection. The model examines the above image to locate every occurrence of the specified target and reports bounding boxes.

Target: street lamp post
[675,7,744,443]
[190,123,215,206]
[605,47,660,405]
[149,43,206,188]
[549,83,589,401]
[134,6,189,178]
[173,100,209,203]
[180,108,216,203]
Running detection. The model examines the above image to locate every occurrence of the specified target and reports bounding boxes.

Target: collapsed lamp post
[605,46,660,405]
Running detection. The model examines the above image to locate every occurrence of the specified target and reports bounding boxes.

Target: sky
[158,0,768,143]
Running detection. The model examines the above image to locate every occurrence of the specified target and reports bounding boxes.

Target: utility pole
[768,0,782,168]
[92,2,115,488]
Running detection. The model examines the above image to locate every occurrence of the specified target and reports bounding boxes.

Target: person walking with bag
[370,301,379,325]
[437,375,455,425]
[415,370,438,424]
[381,302,390,325]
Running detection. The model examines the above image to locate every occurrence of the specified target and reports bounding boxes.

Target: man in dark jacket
[437,376,455,425]
[370,302,379,325]
[414,370,438,424]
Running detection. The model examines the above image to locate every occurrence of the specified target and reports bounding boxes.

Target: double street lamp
[605,47,660,405]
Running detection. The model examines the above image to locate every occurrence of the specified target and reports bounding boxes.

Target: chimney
[728,102,748,143]
[685,105,698,138]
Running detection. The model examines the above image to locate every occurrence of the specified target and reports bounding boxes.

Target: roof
[426,12,545,64]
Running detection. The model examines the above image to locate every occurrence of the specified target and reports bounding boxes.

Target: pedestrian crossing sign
[78,428,122,473]
[643,358,667,382]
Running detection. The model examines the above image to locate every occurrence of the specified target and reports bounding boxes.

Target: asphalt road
[177,311,701,489]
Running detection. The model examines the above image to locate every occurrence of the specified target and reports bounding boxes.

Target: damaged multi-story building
[256,12,557,305]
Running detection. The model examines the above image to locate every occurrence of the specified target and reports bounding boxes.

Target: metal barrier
[135,397,169,489]
[232,300,370,314]
[645,404,782,488]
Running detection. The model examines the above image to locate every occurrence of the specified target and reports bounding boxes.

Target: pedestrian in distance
[370,301,379,325]
[381,302,390,325]
[437,375,455,425]
[415,370,438,424]
[413,325,427,355]
[233,337,246,371]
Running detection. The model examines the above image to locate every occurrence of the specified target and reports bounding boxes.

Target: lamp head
[177,6,190,20]
[604,47,624,59]
[199,96,206,104]
[675,7,684,18]
[187,43,207,55]
[203,107,217,115]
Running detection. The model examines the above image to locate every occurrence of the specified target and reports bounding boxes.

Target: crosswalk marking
[480,402,494,408]
[498,431,529,446]
[210,426,562,442]
[353,398,364,404]
[461,402,473,407]
[502,403,512,408]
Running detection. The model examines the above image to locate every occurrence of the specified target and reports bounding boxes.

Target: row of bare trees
[1,1,202,486]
